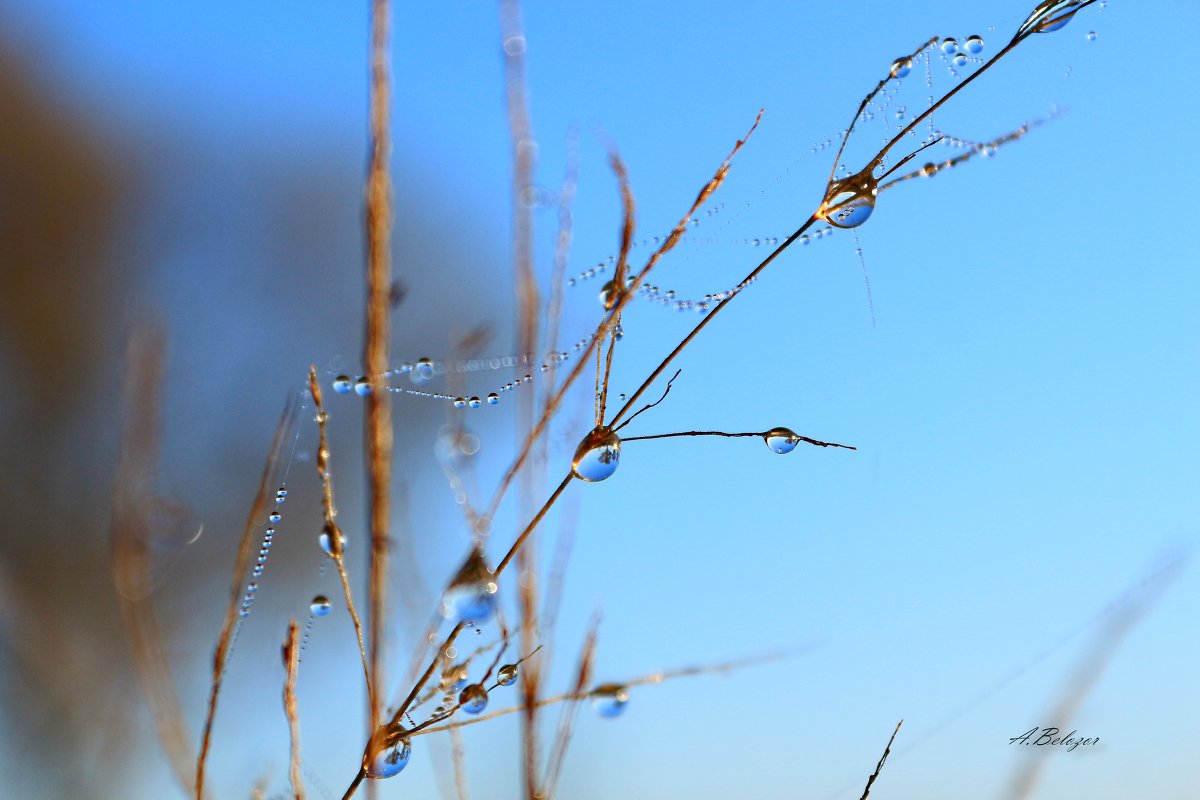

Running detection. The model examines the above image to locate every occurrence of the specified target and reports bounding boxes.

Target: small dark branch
[621,430,856,451]
[859,720,903,800]
[612,370,681,432]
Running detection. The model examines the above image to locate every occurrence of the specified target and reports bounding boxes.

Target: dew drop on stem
[591,683,630,718]
[818,168,878,229]
[571,427,621,482]
[890,56,913,79]
[367,733,412,779]
[311,595,332,616]
[497,663,519,686]
[764,427,801,454]
[441,546,499,624]
[458,683,489,714]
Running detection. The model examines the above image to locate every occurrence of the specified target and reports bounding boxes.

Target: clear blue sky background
[2,1,1197,798]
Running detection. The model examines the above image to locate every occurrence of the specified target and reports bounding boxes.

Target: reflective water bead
[764,427,801,455]
[269,512,281,524]
[599,280,619,311]
[1018,0,1083,36]
[800,234,811,245]
[889,56,912,79]
[354,377,372,396]
[441,547,499,623]
[443,664,469,691]
[940,37,959,55]
[458,683,489,714]
[367,733,412,779]
[332,375,353,394]
[964,35,984,53]
[920,162,939,177]
[1086,30,1097,41]
[468,397,482,409]
[319,521,346,557]
[453,397,467,409]
[591,683,630,718]
[571,427,621,482]
[818,169,878,229]
[952,52,968,67]
[410,357,435,385]
[486,392,500,405]
[497,663,519,686]
[311,595,332,616]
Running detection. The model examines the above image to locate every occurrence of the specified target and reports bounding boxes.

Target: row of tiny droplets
[328,332,598,408]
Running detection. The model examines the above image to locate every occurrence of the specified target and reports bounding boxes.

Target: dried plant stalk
[196,396,300,800]
[110,326,200,797]
[282,619,306,800]
[859,720,902,800]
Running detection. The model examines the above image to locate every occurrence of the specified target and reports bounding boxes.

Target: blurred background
[1,1,1197,798]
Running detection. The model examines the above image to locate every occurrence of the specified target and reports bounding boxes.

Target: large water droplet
[311,595,332,616]
[818,169,878,229]
[497,663,519,686]
[354,377,372,397]
[441,547,499,624]
[319,522,345,557]
[952,52,968,67]
[964,35,985,54]
[940,37,959,55]
[591,683,629,718]
[571,427,621,482]
[486,392,500,405]
[889,56,912,79]
[764,427,801,454]
[599,280,620,311]
[332,375,353,394]
[367,732,412,779]
[1018,0,1083,37]
[458,683,489,714]
[410,358,435,385]
[443,664,469,691]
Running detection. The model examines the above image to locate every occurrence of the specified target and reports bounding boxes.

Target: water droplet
[367,733,412,779]
[311,595,332,616]
[497,664,519,686]
[591,683,629,718]
[599,280,619,311]
[940,37,959,55]
[441,547,499,623]
[964,35,984,54]
[1086,30,1098,41]
[443,664,469,691]
[355,377,372,397]
[486,392,500,406]
[571,427,621,482]
[889,56,912,79]
[269,512,281,524]
[332,375,353,394]
[920,162,939,178]
[800,234,811,245]
[453,397,467,409]
[952,52,968,67]
[764,427,801,455]
[410,358,435,385]
[818,169,878,229]
[319,522,346,557]
[468,397,482,409]
[458,683,489,714]
[1018,0,1083,36]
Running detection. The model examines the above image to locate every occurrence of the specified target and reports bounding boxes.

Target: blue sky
[2,1,1197,798]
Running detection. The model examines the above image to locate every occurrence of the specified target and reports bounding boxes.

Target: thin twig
[621,430,856,450]
[542,618,598,797]
[859,720,902,800]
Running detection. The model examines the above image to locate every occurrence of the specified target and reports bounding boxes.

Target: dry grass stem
[309,368,374,708]
[621,430,856,450]
[542,619,598,796]
[110,327,200,797]
[364,0,395,748]
[196,395,300,800]
[282,619,306,800]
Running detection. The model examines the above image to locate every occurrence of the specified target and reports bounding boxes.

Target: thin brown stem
[482,111,762,525]
[282,620,306,800]
[196,398,300,800]
[309,369,375,710]
[364,0,394,749]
